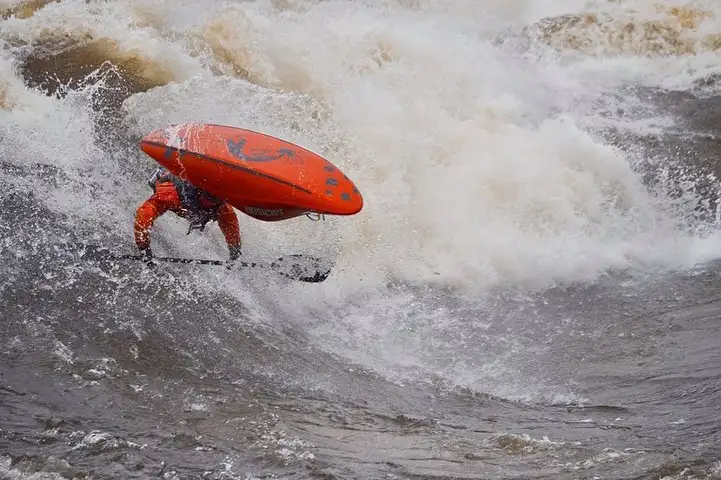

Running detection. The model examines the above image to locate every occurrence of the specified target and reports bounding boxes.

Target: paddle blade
[269,255,333,283]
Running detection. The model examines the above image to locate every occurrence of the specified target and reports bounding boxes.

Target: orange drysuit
[134,177,241,257]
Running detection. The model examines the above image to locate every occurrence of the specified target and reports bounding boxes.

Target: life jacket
[148,167,223,234]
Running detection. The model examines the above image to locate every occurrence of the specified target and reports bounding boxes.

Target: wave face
[3,1,721,478]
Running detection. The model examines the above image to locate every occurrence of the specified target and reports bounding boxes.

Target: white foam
[4,0,721,403]
[3,0,720,291]
[1,0,205,82]
[145,0,719,290]
[520,0,721,91]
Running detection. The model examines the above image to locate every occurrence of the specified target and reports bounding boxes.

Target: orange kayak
[139,123,363,221]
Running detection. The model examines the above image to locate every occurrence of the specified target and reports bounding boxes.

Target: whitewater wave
[4,2,721,478]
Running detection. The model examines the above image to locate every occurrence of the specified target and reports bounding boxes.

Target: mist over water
[3,1,721,479]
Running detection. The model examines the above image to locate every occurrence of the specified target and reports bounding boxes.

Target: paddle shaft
[93,251,330,283]
[108,253,261,268]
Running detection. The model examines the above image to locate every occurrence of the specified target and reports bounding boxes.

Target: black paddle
[73,245,332,283]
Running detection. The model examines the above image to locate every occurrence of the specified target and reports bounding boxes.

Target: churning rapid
[3,0,721,478]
